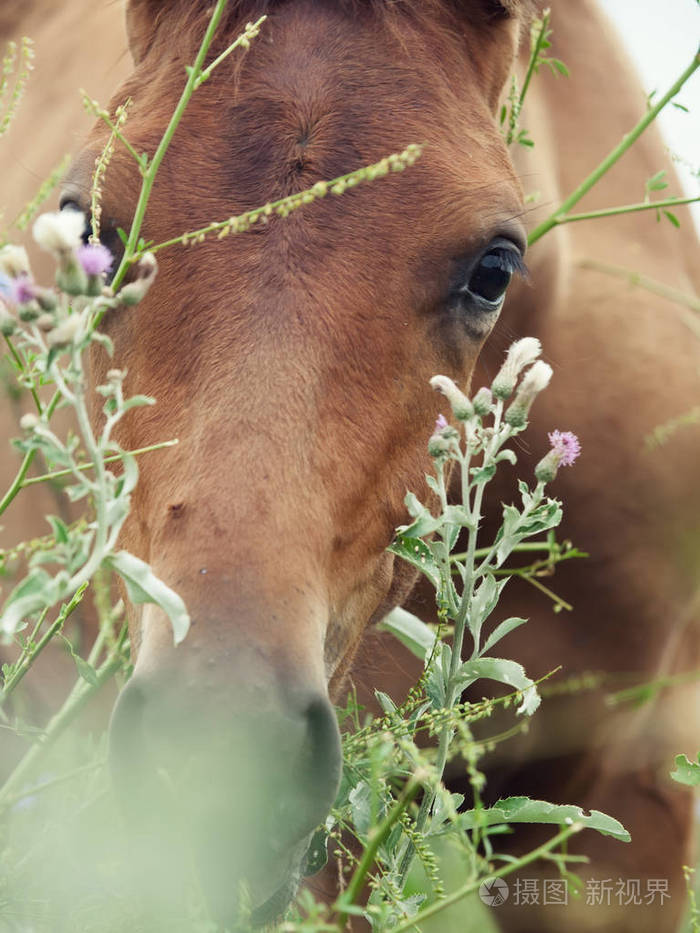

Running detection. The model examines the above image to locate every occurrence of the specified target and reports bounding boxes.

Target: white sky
[599,0,700,232]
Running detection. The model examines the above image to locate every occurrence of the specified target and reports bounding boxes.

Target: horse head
[62,0,529,922]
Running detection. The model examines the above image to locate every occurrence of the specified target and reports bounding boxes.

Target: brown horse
[1,0,698,930]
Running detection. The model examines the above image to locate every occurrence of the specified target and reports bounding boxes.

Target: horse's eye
[466,243,526,306]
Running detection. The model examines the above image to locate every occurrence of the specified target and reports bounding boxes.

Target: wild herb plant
[275,341,630,932]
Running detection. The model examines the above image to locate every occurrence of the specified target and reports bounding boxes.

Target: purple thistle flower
[548,430,581,467]
[10,274,36,305]
[433,413,448,434]
[77,242,113,277]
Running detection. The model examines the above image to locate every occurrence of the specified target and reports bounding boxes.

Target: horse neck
[514,0,698,293]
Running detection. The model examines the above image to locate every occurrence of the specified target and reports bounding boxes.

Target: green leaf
[480,616,528,655]
[377,607,437,662]
[404,491,425,518]
[74,654,98,686]
[106,550,190,644]
[645,170,668,192]
[456,656,540,715]
[662,209,680,228]
[349,780,372,837]
[374,690,397,715]
[459,797,630,842]
[670,752,700,787]
[470,464,497,485]
[470,573,509,640]
[122,394,156,412]
[302,828,329,877]
[387,536,440,589]
[47,515,69,544]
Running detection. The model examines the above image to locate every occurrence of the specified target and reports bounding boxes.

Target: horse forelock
[129,0,537,66]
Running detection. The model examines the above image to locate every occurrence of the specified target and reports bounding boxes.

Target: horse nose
[109,674,341,849]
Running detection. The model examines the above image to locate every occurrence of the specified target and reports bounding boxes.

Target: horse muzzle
[108,647,341,925]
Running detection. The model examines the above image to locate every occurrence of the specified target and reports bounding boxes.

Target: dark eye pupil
[469,249,514,303]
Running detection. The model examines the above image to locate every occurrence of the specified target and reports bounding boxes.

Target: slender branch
[108,0,231,296]
[578,258,700,315]
[194,15,267,87]
[528,50,700,246]
[0,622,127,812]
[552,194,698,226]
[20,439,179,488]
[334,774,422,931]
[391,823,582,932]
[3,335,41,412]
[0,387,61,517]
[0,584,87,710]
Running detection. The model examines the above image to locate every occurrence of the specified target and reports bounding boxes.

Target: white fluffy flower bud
[430,375,474,421]
[19,412,40,431]
[0,245,31,278]
[47,314,82,348]
[491,337,542,400]
[117,252,158,306]
[33,211,85,257]
[505,361,553,427]
[472,387,493,417]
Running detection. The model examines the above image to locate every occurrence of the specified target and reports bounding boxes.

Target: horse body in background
[0,1,698,930]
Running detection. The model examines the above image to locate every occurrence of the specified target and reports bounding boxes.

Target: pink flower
[77,243,113,277]
[434,414,448,434]
[10,275,36,305]
[548,430,581,467]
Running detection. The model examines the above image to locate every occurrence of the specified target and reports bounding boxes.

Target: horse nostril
[108,679,162,817]
[305,696,342,794]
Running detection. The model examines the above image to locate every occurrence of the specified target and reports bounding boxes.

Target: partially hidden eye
[467,244,526,304]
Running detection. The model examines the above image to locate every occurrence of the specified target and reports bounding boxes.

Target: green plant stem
[397,414,507,885]
[334,774,422,930]
[0,622,127,812]
[0,758,104,811]
[578,258,700,314]
[0,584,87,711]
[515,571,573,612]
[3,335,41,412]
[194,15,267,86]
[108,0,230,298]
[0,387,61,518]
[391,822,582,932]
[528,50,700,246]
[137,145,422,259]
[518,12,549,113]
[19,438,178,488]
[553,194,699,225]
